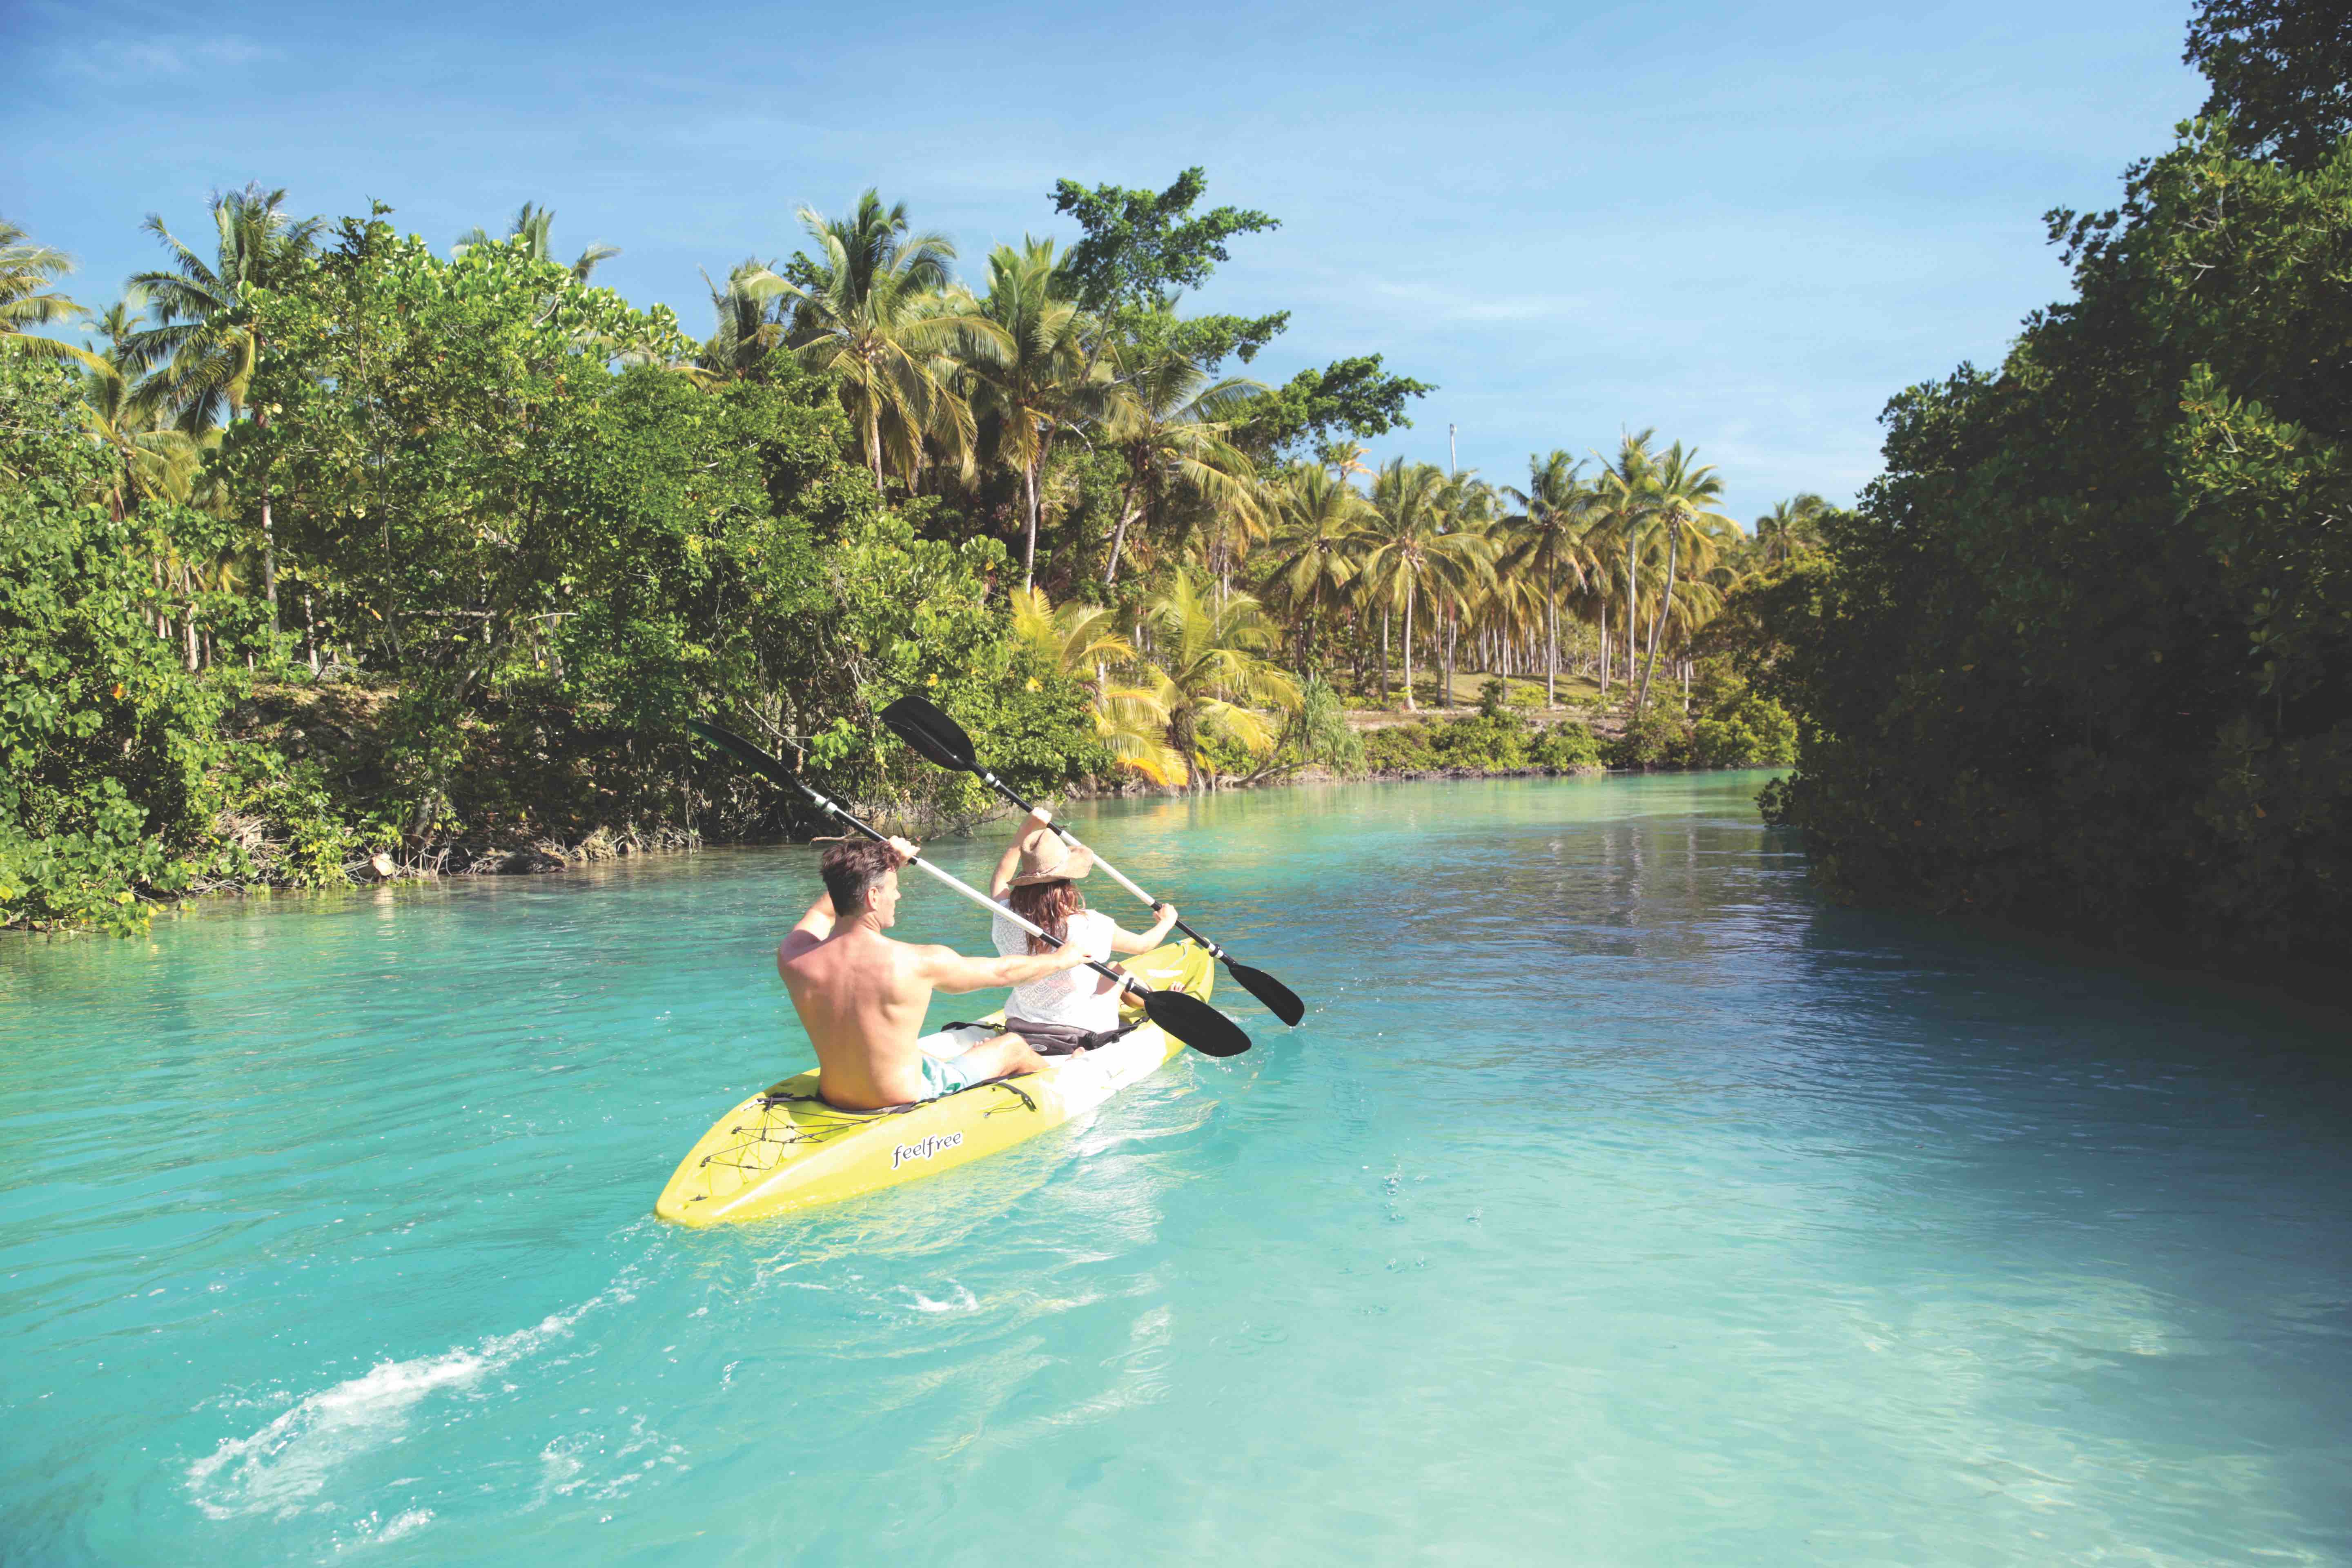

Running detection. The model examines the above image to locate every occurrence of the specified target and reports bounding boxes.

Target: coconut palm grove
[2,0,2348,978]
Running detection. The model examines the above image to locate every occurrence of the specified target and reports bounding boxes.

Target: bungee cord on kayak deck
[689,1078,1045,1189]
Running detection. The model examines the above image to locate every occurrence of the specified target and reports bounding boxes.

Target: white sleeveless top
[991,908,1121,1031]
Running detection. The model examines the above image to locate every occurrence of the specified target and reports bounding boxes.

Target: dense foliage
[1361,704,1604,776]
[1750,120,2352,964]
[2187,0,2352,169]
[6,166,1824,931]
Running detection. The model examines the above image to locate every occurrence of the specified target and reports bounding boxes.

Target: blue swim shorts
[916,1049,992,1102]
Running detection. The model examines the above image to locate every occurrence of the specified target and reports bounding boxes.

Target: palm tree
[127,185,322,430]
[1499,449,1601,706]
[1098,340,1265,587]
[78,292,201,520]
[1007,588,1184,783]
[1262,463,1369,665]
[1753,493,1828,568]
[1145,572,1301,789]
[127,185,323,628]
[695,258,789,383]
[0,219,99,367]
[1592,430,1661,695]
[749,190,1004,489]
[1360,459,1494,711]
[1634,441,1735,717]
[1432,470,1499,705]
[1321,439,1372,485]
[969,239,1100,590]
[454,202,619,282]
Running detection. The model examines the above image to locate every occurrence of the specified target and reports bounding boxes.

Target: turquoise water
[4,773,2350,1564]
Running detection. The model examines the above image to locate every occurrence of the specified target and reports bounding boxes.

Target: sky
[5,0,2209,523]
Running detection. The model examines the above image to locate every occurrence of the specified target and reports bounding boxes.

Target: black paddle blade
[1223,958,1306,1027]
[685,718,796,788]
[880,695,980,774]
[1138,988,1252,1058]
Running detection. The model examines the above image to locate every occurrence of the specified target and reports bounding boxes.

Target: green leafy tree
[0,357,231,930]
[1051,166,1284,357]
[2186,0,2352,168]
[1239,354,1435,454]
[230,215,703,833]
[1757,120,2352,964]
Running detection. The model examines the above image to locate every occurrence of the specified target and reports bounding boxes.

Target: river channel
[3,772,2347,1564]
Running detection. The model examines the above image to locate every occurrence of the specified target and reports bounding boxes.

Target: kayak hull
[655,940,1213,1226]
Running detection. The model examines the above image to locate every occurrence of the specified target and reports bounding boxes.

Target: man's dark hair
[820,839,902,914]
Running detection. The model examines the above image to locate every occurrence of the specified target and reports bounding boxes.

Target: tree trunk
[1624,535,1639,688]
[1022,458,1041,592]
[1636,518,1678,717]
[257,407,279,632]
[865,406,884,488]
[1379,605,1391,706]
[1545,564,1558,707]
[1599,614,1610,695]
[1104,494,1142,586]
[1430,606,1449,710]
[1402,579,1417,712]
[305,593,319,675]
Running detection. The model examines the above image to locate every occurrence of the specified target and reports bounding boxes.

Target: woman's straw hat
[1008,828,1094,886]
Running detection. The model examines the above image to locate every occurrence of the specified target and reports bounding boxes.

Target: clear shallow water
[4,773,2350,1566]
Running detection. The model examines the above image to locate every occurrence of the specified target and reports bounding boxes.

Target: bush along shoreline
[1316,674,1796,782]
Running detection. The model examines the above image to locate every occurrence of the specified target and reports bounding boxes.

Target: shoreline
[14,764,1754,935]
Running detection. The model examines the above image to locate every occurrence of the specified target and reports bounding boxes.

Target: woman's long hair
[1006,879,1087,953]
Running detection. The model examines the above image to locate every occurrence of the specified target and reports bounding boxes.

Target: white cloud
[54,36,282,80]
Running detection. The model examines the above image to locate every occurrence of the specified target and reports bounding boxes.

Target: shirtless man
[776,836,1091,1111]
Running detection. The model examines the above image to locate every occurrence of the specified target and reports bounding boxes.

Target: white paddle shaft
[1031,815,1221,959]
[899,851,1139,995]
[1051,826,1158,908]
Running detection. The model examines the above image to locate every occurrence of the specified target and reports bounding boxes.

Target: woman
[987,808,1178,1054]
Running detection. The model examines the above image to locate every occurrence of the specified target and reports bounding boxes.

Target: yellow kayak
[655,940,1214,1226]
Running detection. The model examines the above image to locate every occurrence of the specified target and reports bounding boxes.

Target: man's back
[776,926,933,1109]
[774,837,1089,1111]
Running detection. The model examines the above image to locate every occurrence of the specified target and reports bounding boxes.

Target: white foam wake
[187,1287,623,1521]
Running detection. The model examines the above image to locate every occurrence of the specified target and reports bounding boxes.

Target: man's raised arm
[778,891,837,966]
[916,940,1091,996]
